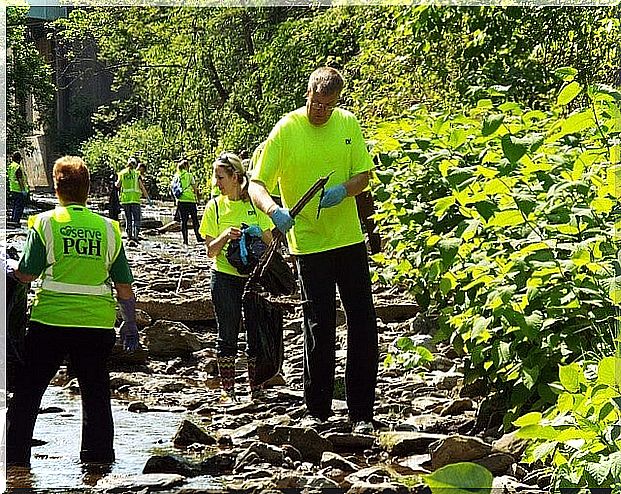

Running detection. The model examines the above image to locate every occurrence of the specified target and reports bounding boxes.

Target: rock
[275,474,340,489]
[324,432,376,451]
[492,475,537,493]
[492,431,529,459]
[375,302,419,323]
[95,473,185,492]
[347,482,411,494]
[320,451,360,472]
[128,401,148,413]
[397,454,431,474]
[440,398,474,416]
[144,321,205,359]
[110,343,149,365]
[235,443,285,471]
[257,425,332,463]
[473,452,515,476]
[377,431,447,456]
[39,406,64,414]
[282,444,303,463]
[172,419,217,448]
[199,451,237,475]
[430,435,492,470]
[138,297,214,322]
[345,465,395,485]
[136,309,152,327]
[143,455,201,477]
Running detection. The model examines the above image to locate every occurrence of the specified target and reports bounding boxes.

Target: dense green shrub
[370,81,620,426]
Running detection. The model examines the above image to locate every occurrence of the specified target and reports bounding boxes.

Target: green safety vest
[8,161,28,193]
[177,170,196,203]
[29,205,122,329]
[118,168,141,204]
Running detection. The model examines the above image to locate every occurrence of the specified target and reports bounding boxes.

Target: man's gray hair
[307,67,344,96]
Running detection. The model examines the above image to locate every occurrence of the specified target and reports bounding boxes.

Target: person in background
[116,157,150,245]
[172,158,203,245]
[199,152,273,402]
[249,67,378,434]
[5,155,139,467]
[8,151,30,224]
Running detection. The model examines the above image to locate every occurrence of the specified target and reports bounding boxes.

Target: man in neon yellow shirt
[6,156,138,467]
[249,67,378,434]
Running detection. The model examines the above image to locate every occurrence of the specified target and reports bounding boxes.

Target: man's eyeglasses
[308,99,338,112]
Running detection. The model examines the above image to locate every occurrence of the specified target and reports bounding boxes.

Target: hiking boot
[352,420,374,435]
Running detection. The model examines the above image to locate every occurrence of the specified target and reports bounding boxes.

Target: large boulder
[138,296,215,321]
[257,425,333,463]
[144,321,205,358]
[377,432,447,456]
[172,419,217,448]
[430,435,492,470]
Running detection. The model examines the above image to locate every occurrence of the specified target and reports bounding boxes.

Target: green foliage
[370,83,620,425]
[81,121,210,198]
[424,462,493,494]
[515,356,621,490]
[7,7,55,152]
[384,336,434,370]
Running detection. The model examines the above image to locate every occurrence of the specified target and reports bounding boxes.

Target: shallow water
[7,385,217,491]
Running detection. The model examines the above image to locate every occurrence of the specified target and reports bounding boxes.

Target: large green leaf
[597,356,621,388]
[482,114,504,137]
[501,134,528,163]
[557,81,582,106]
[559,363,583,393]
[424,462,493,494]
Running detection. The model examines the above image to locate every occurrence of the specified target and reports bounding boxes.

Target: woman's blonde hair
[213,152,249,200]
[53,156,90,205]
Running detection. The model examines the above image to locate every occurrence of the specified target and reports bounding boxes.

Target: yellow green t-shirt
[252,107,373,255]
[199,195,273,277]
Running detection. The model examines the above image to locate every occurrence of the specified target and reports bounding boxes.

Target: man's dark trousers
[296,242,378,421]
[6,323,116,465]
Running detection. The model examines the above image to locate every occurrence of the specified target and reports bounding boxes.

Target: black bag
[256,251,297,296]
[243,291,284,386]
[226,226,268,276]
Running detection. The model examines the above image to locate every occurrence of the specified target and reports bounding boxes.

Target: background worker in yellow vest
[172,158,203,245]
[249,67,378,435]
[116,156,150,245]
[5,156,139,467]
[8,151,30,224]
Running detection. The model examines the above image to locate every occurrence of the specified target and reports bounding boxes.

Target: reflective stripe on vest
[36,208,119,295]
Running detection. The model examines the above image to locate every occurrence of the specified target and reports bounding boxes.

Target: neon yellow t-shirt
[199,195,273,277]
[252,107,373,255]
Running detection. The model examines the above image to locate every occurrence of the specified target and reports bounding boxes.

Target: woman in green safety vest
[172,158,203,245]
[5,156,140,467]
[8,151,29,224]
[116,156,150,245]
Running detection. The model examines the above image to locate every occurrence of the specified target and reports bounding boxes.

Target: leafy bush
[515,356,621,490]
[370,81,620,426]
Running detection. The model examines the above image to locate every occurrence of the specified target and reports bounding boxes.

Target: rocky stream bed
[5,195,548,493]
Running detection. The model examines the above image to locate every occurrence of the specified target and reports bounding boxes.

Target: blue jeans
[10,191,27,223]
[122,203,141,240]
[296,242,378,422]
[211,271,256,358]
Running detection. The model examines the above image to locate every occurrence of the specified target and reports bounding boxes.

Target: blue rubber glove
[245,225,262,237]
[147,197,153,206]
[270,206,294,234]
[319,184,347,209]
[118,296,139,351]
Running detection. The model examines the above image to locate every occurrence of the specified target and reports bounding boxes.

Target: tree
[7,6,55,152]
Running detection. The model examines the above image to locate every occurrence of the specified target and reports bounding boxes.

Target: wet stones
[172,419,217,448]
